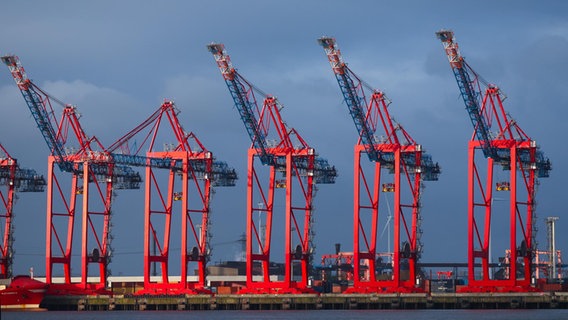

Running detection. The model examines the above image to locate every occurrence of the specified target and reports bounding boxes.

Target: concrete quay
[39,292,568,311]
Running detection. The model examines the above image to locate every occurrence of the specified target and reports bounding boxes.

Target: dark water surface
[4,309,568,320]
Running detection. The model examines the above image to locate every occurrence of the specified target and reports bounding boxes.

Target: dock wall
[39,292,568,311]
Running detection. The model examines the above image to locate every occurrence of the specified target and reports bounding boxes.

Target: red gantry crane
[208,43,337,294]
[107,100,236,295]
[1,55,185,294]
[436,30,551,292]
[0,143,46,279]
[318,37,440,293]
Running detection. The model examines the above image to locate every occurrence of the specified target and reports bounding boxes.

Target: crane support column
[133,101,236,295]
[0,144,45,279]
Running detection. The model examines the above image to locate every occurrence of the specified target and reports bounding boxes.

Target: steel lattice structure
[208,43,337,294]
[2,55,236,295]
[0,144,46,279]
[436,30,551,292]
[318,37,440,293]
[1,56,189,294]
[114,100,237,295]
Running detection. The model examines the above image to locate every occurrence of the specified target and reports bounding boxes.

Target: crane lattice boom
[435,30,551,178]
[207,43,337,184]
[318,37,440,181]
[207,44,273,166]
[1,56,162,170]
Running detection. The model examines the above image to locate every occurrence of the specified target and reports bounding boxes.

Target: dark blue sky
[1,1,567,277]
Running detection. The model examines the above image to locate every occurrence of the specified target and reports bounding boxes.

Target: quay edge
[36,292,568,311]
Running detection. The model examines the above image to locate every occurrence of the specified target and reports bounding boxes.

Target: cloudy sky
[1,1,567,278]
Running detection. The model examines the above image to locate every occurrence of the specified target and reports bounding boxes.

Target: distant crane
[108,100,237,295]
[318,37,440,293]
[436,30,551,292]
[2,55,183,294]
[208,43,337,294]
[0,143,46,279]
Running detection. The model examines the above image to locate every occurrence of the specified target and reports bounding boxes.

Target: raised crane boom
[435,30,550,178]
[207,43,337,184]
[318,37,440,181]
[2,54,238,185]
[206,44,273,166]
[1,55,174,175]
[435,30,496,159]
[317,37,381,163]
[1,55,68,170]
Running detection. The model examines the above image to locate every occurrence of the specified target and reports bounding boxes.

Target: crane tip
[435,29,454,42]
[317,36,335,48]
[206,43,225,54]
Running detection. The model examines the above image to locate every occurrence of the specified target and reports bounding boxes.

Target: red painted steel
[2,56,134,294]
[349,96,427,293]
[44,107,116,293]
[240,98,317,294]
[0,144,45,279]
[437,31,548,292]
[0,149,17,279]
[319,38,438,293]
[135,101,216,295]
[209,44,335,294]
[44,155,114,294]
[5,55,235,296]
[462,95,538,292]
